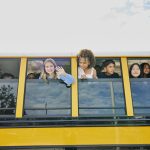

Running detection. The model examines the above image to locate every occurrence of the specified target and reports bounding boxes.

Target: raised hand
[56,66,67,77]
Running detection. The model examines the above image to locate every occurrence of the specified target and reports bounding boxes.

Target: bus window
[0,58,20,116]
[128,58,150,116]
[78,58,126,116]
[24,58,72,117]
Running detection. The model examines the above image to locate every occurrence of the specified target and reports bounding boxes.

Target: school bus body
[1,126,150,146]
[0,53,150,149]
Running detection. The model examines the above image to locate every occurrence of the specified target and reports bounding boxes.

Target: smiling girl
[78,49,97,79]
[39,58,74,86]
[129,63,141,78]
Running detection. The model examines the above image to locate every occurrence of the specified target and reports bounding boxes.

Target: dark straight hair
[129,63,141,78]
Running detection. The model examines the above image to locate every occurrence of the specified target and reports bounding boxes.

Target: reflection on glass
[0,79,18,115]
[78,79,125,116]
[130,78,150,115]
[24,80,71,116]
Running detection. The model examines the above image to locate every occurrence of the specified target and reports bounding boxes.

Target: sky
[0,0,150,56]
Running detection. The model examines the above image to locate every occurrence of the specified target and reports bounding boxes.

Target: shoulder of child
[114,72,120,78]
[97,72,105,78]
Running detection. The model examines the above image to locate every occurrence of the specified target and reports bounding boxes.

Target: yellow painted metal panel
[15,57,27,118]
[121,57,134,116]
[71,57,78,117]
[0,127,150,146]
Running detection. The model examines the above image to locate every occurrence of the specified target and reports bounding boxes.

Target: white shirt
[78,67,94,79]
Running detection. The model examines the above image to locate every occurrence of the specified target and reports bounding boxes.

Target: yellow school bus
[0,52,150,150]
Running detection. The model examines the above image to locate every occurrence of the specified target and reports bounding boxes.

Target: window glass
[0,58,20,116]
[24,58,72,117]
[128,58,150,115]
[78,58,126,116]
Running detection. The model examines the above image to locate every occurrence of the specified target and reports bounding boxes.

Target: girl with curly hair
[78,49,97,79]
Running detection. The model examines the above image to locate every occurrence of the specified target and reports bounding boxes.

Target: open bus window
[0,58,20,116]
[96,59,121,78]
[128,58,150,116]
[24,58,72,117]
[78,58,126,116]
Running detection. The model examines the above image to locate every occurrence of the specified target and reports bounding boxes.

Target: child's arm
[59,73,74,86]
[56,66,74,86]
[93,68,98,79]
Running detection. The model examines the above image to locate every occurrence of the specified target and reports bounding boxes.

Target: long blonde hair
[40,58,57,80]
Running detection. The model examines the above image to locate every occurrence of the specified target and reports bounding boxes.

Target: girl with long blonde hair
[39,58,74,87]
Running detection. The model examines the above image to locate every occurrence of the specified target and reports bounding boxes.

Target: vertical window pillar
[121,57,134,116]
[71,57,78,117]
[16,57,27,118]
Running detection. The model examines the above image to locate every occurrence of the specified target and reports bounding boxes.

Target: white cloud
[0,0,149,56]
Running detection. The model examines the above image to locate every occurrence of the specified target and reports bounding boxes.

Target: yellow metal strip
[71,57,78,117]
[121,57,134,116]
[0,127,150,146]
[16,57,27,118]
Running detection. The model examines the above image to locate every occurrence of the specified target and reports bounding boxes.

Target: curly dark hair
[77,49,96,68]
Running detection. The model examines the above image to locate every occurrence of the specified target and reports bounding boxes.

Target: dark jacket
[97,72,120,78]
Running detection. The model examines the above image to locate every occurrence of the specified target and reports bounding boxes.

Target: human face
[104,63,115,75]
[45,62,55,74]
[143,64,150,75]
[131,64,141,78]
[79,57,90,70]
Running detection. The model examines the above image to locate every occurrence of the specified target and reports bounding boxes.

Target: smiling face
[104,63,115,75]
[143,64,150,75]
[79,57,90,70]
[44,62,55,74]
[131,64,141,78]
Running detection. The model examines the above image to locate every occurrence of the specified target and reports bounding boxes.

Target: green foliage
[0,85,16,115]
